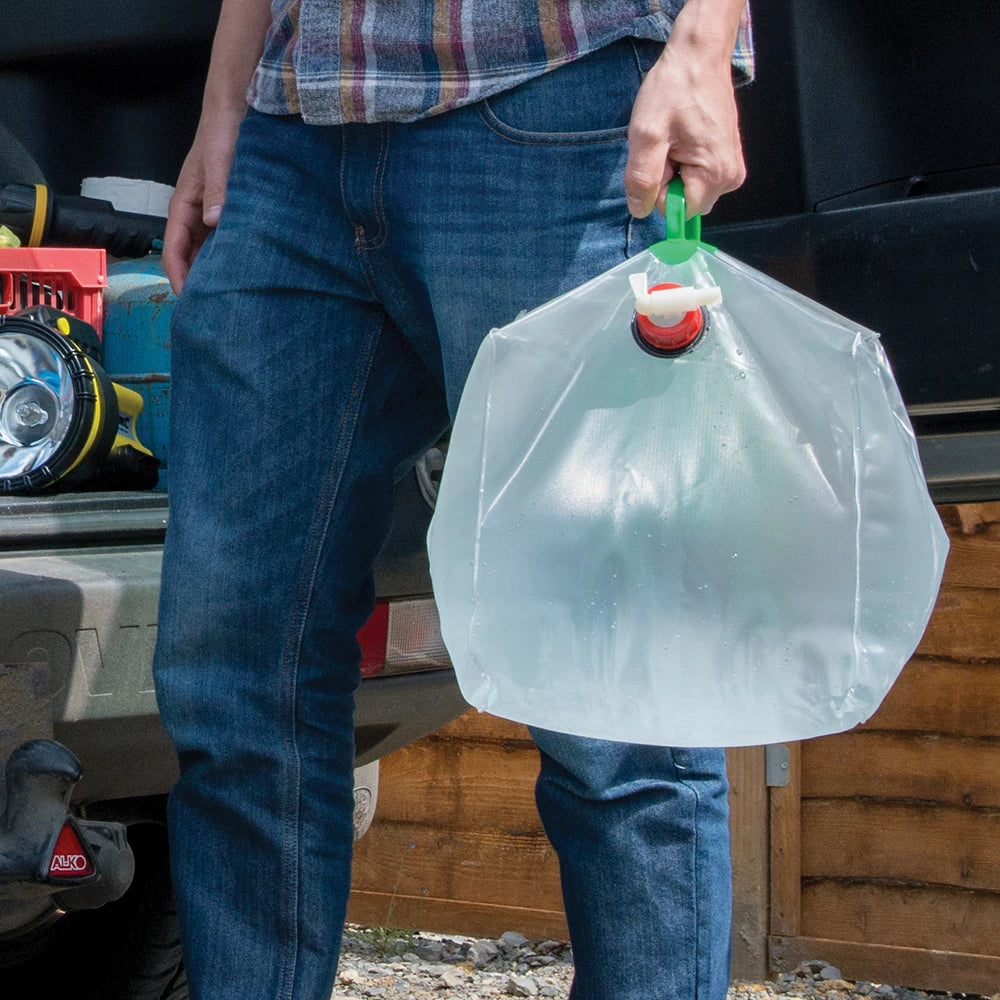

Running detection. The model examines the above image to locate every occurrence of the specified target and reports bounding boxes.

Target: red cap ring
[632,282,706,356]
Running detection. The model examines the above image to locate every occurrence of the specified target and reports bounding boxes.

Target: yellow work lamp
[0,306,158,493]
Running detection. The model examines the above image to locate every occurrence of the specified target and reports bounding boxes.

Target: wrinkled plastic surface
[427,247,950,747]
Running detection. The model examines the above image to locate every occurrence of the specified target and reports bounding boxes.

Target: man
[154,2,753,998]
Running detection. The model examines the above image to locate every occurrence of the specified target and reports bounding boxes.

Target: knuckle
[624,163,661,196]
[627,118,660,146]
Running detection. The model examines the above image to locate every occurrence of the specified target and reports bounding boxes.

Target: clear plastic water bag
[428,185,949,747]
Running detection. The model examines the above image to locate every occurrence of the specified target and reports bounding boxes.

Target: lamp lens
[0,332,76,477]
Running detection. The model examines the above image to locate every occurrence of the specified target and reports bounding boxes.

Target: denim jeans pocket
[478,37,664,144]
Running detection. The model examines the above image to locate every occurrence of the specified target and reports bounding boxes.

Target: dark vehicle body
[0,0,996,995]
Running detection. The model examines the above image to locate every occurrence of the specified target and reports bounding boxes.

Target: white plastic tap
[629,273,722,327]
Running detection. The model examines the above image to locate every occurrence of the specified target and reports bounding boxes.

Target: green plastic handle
[650,177,716,264]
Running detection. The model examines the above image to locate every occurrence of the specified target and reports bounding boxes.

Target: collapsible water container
[427,182,949,748]
[101,254,173,489]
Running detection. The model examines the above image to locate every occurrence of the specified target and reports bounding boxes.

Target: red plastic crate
[0,247,107,337]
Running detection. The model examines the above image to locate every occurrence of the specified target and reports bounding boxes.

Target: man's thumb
[676,169,712,219]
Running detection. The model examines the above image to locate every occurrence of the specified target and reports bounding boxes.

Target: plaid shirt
[247,0,754,124]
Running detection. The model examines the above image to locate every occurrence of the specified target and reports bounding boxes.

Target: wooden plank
[913,588,1000,660]
[769,742,801,938]
[801,799,1000,892]
[799,880,1000,960]
[347,888,569,942]
[800,730,1000,807]
[352,714,560,911]
[352,820,564,912]
[863,661,1000,737]
[426,710,535,746]
[935,503,1000,590]
[907,504,1000,666]
[770,935,1000,996]
[361,738,542,832]
[727,746,770,981]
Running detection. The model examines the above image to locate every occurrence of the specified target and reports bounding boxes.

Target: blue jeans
[154,37,731,1000]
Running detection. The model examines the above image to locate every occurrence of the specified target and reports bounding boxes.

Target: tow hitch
[0,740,134,912]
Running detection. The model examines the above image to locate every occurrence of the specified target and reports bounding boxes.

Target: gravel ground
[334,926,996,1000]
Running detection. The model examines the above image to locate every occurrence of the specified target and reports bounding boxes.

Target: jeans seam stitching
[275,317,383,1000]
[687,778,702,1000]
[475,103,630,146]
[372,125,390,248]
[354,125,390,252]
[674,759,713,1000]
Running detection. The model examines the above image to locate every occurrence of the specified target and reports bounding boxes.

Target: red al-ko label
[48,822,94,878]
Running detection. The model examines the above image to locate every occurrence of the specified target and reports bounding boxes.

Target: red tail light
[357,601,390,677]
[356,598,451,679]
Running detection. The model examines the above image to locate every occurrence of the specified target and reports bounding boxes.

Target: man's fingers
[678,152,747,217]
[201,175,228,228]
[673,168,711,218]
[632,155,746,220]
[628,157,718,221]
[624,160,664,219]
[625,114,673,218]
[162,223,195,296]
[163,191,210,295]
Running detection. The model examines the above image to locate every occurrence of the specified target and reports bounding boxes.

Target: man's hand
[161,0,272,295]
[625,0,747,219]
[163,111,244,295]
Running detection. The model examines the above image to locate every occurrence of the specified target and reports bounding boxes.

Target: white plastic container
[428,189,949,747]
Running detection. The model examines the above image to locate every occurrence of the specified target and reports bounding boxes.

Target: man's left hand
[625,1,747,219]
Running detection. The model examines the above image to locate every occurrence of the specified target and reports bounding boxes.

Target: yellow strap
[28,184,48,246]
[62,359,106,478]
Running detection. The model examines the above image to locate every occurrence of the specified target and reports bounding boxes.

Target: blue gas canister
[100,254,174,489]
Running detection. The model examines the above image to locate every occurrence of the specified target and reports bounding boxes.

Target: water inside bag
[427,246,949,747]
